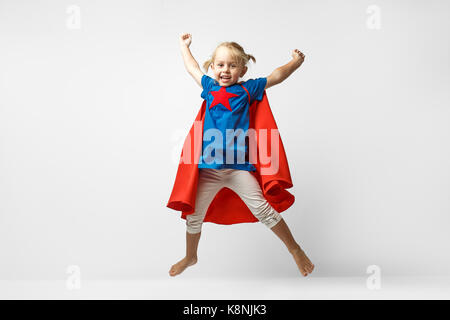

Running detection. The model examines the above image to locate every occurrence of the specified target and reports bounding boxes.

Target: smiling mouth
[220,75,231,81]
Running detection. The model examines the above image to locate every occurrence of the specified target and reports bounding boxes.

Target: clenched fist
[292,49,305,63]
[180,33,192,47]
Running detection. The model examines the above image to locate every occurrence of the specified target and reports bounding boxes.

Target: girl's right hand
[292,49,305,63]
[180,33,192,47]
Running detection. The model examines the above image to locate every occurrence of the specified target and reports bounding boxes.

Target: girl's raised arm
[265,49,305,90]
[179,33,204,88]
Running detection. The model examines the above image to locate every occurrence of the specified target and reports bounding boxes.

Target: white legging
[186,168,282,234]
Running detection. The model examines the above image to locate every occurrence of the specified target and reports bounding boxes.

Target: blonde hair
[202,42,256,73]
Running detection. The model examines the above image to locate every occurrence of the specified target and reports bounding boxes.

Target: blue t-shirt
[198,74,267,171]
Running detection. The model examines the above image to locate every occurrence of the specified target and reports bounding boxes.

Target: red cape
[166,90,295,225]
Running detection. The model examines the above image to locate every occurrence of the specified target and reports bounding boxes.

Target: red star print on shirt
[209,87,239,111]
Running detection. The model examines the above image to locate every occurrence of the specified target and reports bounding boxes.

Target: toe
[169,266,177,276]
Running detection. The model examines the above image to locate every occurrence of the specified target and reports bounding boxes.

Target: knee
[265,214,282,229]
[253,203,282,228]
[186,225,202,234]
[186,217,203,234]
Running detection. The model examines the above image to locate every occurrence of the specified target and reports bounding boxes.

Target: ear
[240,66,248,77]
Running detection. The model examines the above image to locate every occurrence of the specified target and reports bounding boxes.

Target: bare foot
[290,246,315,277]
[169,256,198,277]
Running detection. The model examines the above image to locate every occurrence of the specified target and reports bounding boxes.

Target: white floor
[1,276,450,299]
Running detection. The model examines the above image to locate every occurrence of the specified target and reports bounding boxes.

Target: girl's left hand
[292,49,305,62]
[180,33,192,47]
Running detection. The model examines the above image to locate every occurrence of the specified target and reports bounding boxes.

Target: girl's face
[211,46,247,87]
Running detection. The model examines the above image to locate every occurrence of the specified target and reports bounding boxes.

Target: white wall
[0,0,449,280]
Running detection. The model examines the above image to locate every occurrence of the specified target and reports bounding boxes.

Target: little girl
[169,33,314,277]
